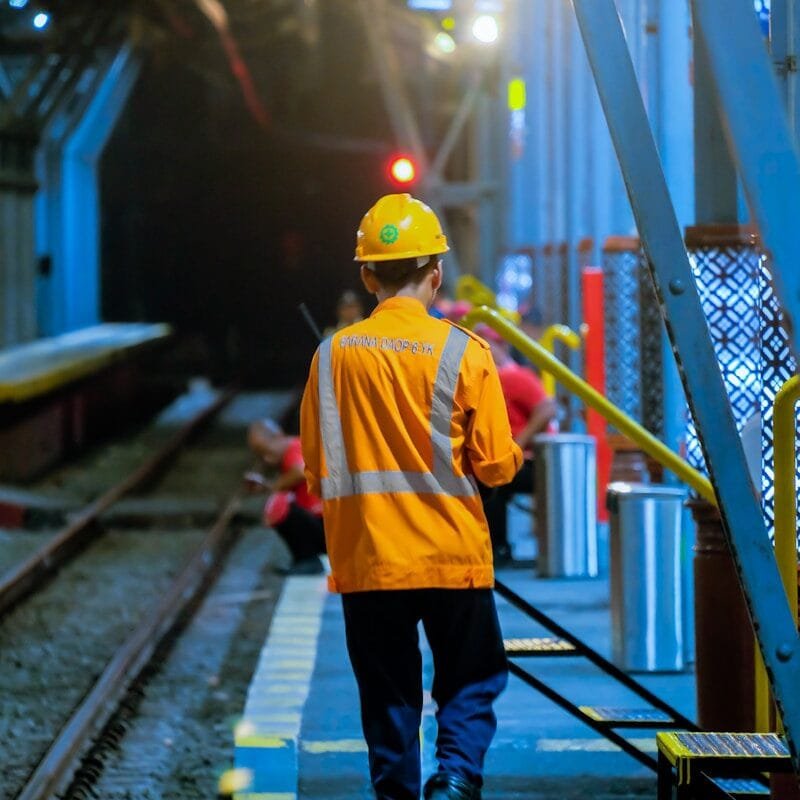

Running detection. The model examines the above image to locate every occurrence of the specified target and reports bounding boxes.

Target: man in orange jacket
[300,194,522,800]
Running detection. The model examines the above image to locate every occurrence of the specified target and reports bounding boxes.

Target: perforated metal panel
[558,243,569,329]
[640,255,664,438]
[601,241,663,437]
[758,260,800,546]
[685,244,762,472]
[603,247,642,423]
[546,244,565,327]
[541,245,557,326]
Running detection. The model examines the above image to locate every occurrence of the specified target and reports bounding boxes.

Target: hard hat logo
[354,193,449,262]
[379,224,399,245]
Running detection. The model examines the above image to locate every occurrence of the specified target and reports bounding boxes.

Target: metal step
[579,705,677,728]
[659,731,790,762]
[657,733,791,800]
[504,636,577,656]
[704,776,770,799]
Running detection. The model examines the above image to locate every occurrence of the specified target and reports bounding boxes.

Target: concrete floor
[242,568,695,799]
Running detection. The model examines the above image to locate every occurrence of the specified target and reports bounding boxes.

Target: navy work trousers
[341,588,508,800]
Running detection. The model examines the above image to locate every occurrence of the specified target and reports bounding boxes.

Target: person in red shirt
[246,419,326,575]
[476,325,557,563]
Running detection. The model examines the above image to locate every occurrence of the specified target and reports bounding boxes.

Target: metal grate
[668,732,788,759]
[758,259,800,547]
[685,245,762,473]
[503,636,576,655]
[639,254,664,438]
[580,706,673,724]
[709,776,769,795]
[602,243,663,437]
[603,247,644,424]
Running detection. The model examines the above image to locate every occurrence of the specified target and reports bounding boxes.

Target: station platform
[234,569,696,799]
[0,323,174,483]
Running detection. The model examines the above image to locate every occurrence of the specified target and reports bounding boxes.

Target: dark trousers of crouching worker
[341,588,508,800]
[482,459,534,558]
[265,493,326,562]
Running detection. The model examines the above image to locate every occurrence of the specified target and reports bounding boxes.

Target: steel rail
[0,387,237,618]
[773,376,800,627]
[539,323,582,398]
[571,0,800,770]
[16,491,243,800]
[754,375,800,730]
[462,306,715,503]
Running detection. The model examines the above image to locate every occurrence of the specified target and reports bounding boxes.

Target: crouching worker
[300,194,523,800]
[246,419,326,575]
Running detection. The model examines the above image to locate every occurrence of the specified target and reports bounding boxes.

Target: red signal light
[388,155,417,186]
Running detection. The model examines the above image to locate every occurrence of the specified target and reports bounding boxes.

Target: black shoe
[423,774,481,800]
[274,556,324,576]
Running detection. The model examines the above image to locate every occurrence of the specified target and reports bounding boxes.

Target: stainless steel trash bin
[607,482,687,672]
[533,433,597,577]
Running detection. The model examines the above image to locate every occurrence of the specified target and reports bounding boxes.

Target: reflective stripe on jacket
[300,296,522,593]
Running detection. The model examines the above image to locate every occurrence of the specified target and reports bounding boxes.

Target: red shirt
[497,361,550,439]
[281,437,323,516]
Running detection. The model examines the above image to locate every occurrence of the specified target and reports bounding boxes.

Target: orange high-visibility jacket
[300,296,522,593]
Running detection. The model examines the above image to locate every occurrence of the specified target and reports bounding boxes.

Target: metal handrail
[462,305,715,504]
[754,375,800,732]
[773,375,800,626]
[539,324,582,397]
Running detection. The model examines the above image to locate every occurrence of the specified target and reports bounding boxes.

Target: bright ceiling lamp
[471,14,499,44]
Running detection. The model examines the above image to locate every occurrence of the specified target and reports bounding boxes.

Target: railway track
[0,387,236,618]
[0,389,292,799]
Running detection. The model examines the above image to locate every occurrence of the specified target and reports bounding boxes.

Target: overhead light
[33,11,49,28]
[9,0,29,8]
[407,0,451,9]
[433,31,456,55]
[471,14,499,44]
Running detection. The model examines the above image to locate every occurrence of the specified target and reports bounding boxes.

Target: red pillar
[581,267,611,523]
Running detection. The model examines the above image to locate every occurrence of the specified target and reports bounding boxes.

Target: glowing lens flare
[433,31,456,54]
[472,14,499,44]
[389,156,416,185]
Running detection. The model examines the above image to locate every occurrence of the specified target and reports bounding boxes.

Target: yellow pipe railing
[462,305,716,504]
[773,375,800,626]
[539,324,582,397]
[754,375,800,731]
[466,306,799,732]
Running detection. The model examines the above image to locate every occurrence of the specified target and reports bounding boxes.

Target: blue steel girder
[692,0,800,357]
[569,0,800,771]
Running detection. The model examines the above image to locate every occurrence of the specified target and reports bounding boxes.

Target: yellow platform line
[234,575,327,799]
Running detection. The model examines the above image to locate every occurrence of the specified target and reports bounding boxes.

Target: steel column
[570,0,800,769]
[771,0,800,142]
[0,132,37,346]
[532,0,548,252]
[693,30,738,224]
[692,0,800,355]
[565,8,587,412]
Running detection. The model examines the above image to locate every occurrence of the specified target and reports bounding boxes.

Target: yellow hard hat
[355,193,449,262]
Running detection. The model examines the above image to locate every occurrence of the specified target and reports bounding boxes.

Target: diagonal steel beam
[692,0,800,362]
[570,0,800,771]
[355,0,428,169]
[429,69,484,179]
